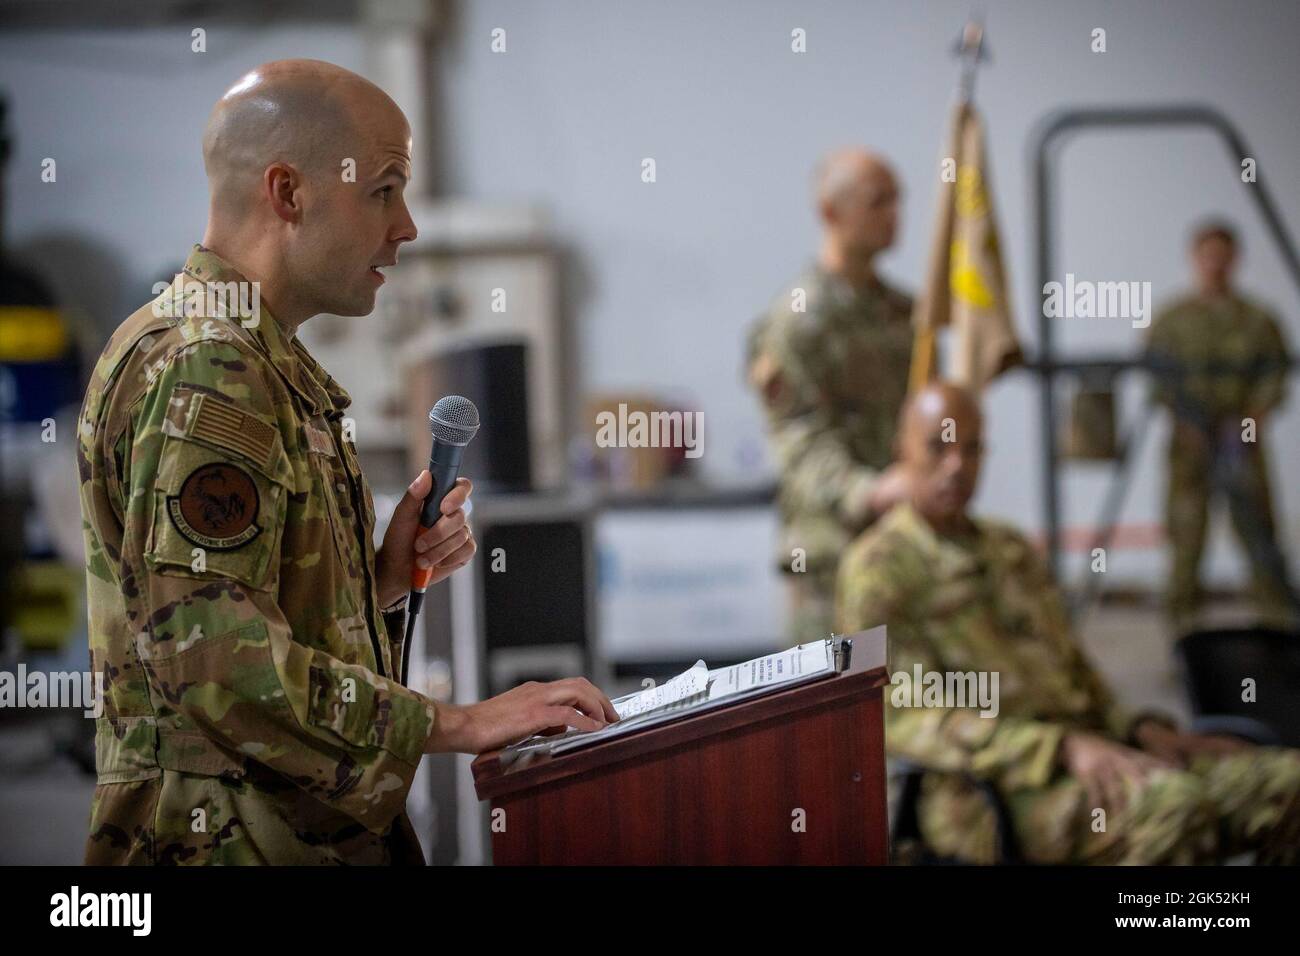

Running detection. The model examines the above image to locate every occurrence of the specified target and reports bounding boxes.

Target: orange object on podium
[471,628,890,865]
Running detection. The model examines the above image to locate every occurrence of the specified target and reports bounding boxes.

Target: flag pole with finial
[954,15,988,105]
[909,14,991,393]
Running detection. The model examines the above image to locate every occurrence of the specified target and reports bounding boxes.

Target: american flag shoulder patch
[186,391,278,471]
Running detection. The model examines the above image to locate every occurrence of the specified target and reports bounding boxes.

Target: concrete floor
[1075,602,1193,725]
[0,719,96,865]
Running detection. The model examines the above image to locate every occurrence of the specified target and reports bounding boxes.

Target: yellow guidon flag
[909,100,1022,393]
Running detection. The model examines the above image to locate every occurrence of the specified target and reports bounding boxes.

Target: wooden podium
[471,627,889,864]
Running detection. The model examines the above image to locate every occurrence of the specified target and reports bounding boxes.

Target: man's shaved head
[203,59,402,216]
[897,382,985,529]
[813,147,900,272]
[900,381,982,441]
[814,148,893,208]
[200,59,417,327]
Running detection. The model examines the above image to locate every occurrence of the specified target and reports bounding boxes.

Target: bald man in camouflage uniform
[748,150,914,642]
[838,383,1300,864]
[79,61,615,865]
[1146,222,1295,627]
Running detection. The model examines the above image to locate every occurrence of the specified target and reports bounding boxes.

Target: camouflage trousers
[1165,440,1295,624]
[916,746,1300,864]
[786,570,837,644]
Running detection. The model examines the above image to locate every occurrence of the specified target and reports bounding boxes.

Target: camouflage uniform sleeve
[117,336,435,835]
[748,315,881,531]
[1144,306,1177,409]
[837,534,1065,791]
[1247,308,1289,416]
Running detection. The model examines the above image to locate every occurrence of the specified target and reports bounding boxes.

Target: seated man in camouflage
[836,382,1300,864]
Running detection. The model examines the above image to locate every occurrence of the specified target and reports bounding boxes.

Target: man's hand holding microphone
[376,395,619,756]
[376,470,476,605]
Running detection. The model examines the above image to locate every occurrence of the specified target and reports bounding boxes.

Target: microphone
[402,395,480,685]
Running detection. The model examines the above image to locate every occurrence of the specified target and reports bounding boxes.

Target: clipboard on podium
[500,634,855,765]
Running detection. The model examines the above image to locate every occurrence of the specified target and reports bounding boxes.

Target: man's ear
[818,198,838,228]
[264,163,301,224]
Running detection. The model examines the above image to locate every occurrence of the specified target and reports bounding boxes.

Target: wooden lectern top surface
[471,627,888,803]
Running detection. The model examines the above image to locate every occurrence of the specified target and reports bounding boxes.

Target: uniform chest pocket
[338,430,378,532]
[298,417,365,586]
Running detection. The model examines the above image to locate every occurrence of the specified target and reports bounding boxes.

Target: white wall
[4,0,1299,588]
[0,24,365,316]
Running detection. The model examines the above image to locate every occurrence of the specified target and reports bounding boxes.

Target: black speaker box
[426,340,532,492]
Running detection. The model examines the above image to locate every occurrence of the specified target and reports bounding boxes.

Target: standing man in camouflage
[837,383,1300,863]
[1146,222,1295,629]
[79,60,617,865]
[747,149,914,642]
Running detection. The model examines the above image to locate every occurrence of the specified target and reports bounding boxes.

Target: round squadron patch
[167,463,261,550]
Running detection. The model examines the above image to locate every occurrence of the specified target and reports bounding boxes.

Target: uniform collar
[812,262,891,310]
[181,245,352,418]
[891,501,986,574]
[891,502,942,551]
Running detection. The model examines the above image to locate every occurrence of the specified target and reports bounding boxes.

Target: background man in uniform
[747,148,914,642]
[78,60,617,865]
[1146,221,1295,629]
[837,382,1300,864]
